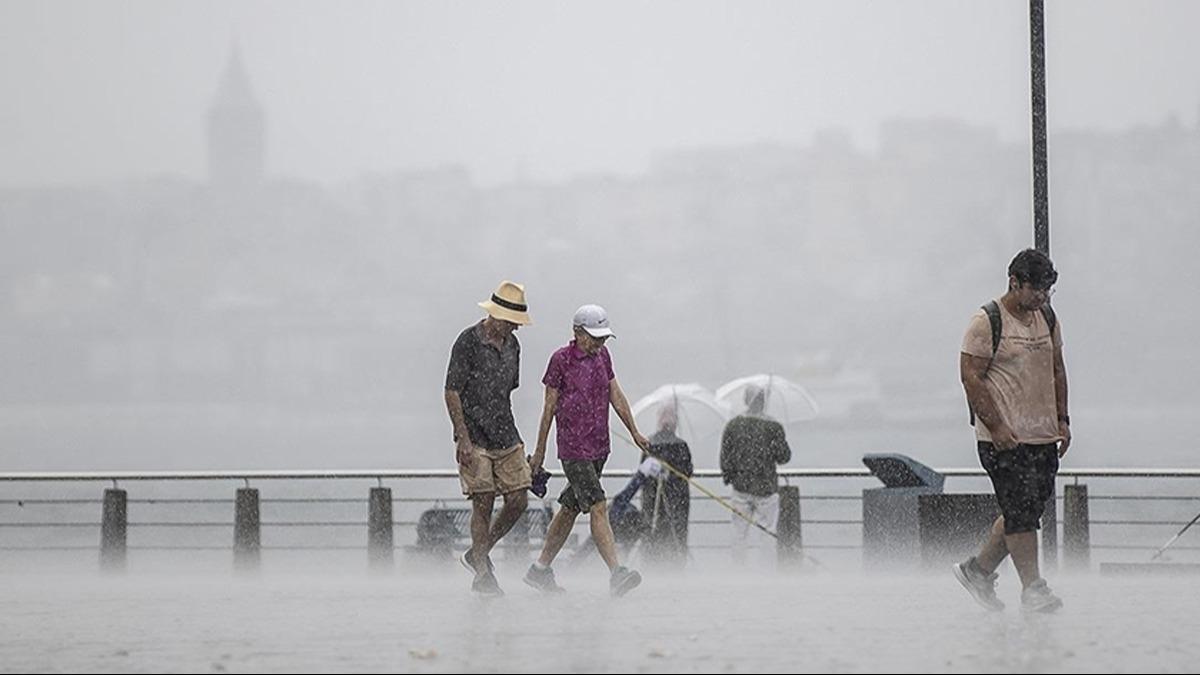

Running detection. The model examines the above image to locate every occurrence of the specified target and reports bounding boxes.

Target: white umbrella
[629,383,729,446]
[715,373,820,424]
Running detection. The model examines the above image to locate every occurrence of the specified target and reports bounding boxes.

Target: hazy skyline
[3,0,1200,188]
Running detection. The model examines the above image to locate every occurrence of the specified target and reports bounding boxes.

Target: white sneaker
[1021,578,1063,613]
[953,558,1005,611]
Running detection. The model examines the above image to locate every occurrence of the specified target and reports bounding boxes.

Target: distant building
[207,42,265,190]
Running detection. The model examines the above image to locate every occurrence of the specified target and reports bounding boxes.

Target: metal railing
[2,467,1197,569]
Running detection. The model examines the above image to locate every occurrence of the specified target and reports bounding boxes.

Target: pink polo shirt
[542,341,615,461]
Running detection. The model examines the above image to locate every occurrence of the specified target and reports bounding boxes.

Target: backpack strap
[969,301,1004,426]
[1041,304,1057,340]
[983,300,1003,355]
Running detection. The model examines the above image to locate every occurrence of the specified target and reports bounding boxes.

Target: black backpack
[967,300,1057,426]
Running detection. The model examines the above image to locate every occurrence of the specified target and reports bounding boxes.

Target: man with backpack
[954,249,1071,613]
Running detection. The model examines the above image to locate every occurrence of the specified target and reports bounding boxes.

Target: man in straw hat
[444,280,533,595]
[524,304,649,597]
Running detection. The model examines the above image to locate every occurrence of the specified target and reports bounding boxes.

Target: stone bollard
[234,487,261,570]
[1063,483,1090,570]
[100,488,127,571]
[776,485,803,568]
[1041,490,1058,571]
[368,486,394,570]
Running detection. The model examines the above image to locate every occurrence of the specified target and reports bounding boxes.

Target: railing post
[776,485,802,568]
[1063,483,1090,570]
[368,486,394,569]
[1041,488,1058,571]
[100,488,127,571]
[234,487,261,570]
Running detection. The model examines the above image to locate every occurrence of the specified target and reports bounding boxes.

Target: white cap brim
[582,326,615,338]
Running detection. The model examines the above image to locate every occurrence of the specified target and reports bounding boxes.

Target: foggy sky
[2,0,1199,473]
[3,0,1199,187]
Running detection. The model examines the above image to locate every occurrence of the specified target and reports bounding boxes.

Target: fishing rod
[1150,509,1200,561]
[611,429,823,567]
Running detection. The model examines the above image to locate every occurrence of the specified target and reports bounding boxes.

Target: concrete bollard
[1064,483,1090,570]
[234,487,261,570]
[1041,490,1058,571]
[100,488,127,571]
[367,487,394,569]
[776,485,803,567]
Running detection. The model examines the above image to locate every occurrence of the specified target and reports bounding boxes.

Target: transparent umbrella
[629,383,729,447]
[715,373,820,424]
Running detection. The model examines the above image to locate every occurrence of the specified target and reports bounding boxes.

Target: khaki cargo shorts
[458,443,532,496]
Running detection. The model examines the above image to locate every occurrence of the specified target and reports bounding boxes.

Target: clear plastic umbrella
[629,383,729,447]
[715,373,820,424]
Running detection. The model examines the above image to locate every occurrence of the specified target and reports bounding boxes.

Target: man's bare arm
[960,353,1016,450]
[609,378,649,451]
[530,386,560,472]
[444,389,473,467]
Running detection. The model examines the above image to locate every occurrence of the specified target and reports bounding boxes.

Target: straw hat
[478,280,532,325]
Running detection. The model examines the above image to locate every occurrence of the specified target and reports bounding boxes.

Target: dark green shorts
[558,457,608,513]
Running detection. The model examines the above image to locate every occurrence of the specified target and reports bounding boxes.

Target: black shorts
[558,457,608,513]
[977,442,1059,535]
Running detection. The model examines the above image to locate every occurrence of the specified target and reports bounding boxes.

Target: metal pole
[1030,0,1051,254]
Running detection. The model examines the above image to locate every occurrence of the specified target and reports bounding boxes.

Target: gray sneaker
[609,566,642,598]
[460,549,494,576]
[1021,578,1063,613]
[953,557,1005,611]
[523,563,565,593]
[471,567,504,596]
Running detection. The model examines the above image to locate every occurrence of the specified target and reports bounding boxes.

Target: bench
[416,503,555,555]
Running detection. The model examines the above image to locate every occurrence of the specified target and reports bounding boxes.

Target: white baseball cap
[572,304,615,339]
